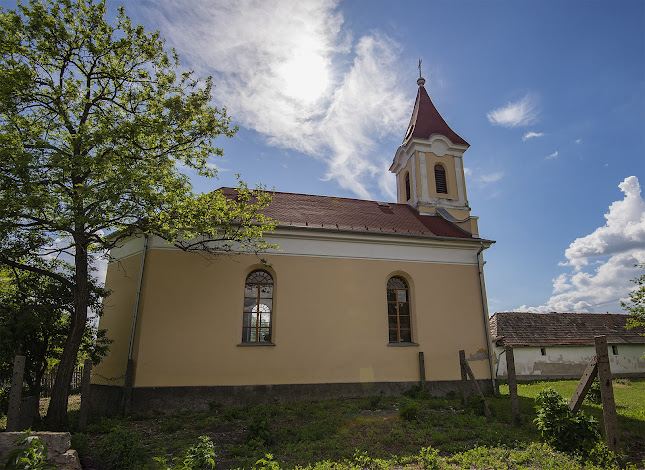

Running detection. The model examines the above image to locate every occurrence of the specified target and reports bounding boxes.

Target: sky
[5,0,644,315]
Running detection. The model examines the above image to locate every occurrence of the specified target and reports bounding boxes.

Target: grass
[2,379,644,469]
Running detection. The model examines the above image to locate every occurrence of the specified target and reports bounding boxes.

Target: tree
[0,0,275,427]
[0,259,110,402]
[622,263,645,333]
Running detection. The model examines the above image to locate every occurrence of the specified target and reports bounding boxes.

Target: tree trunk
[45,244,89,428]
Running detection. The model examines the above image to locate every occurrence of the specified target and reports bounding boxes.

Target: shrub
[254,453,281,470]
[3,430,57,470]
[155,435,217,470]
[533,388,600,453]
[96,425,148,469]
[584,377,602,404]
[419,446,441,469]
[246,411,274,446]
[398,398,419,421]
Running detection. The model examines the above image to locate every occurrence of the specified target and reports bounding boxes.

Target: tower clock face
[404,124,414,142]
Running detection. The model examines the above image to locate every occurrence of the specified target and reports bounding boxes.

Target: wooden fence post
[6,355,26,431]
[595,335,620,453]
[505,346,520,426]
[568,357,598,413]
[459,350,469,406]
[418,352,426,391]
[78,359,92,430]
[459,350,491,417]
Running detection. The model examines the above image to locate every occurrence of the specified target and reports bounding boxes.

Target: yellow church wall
[91,253,141,385]
[95,247,491,389]
[424,152,458,200]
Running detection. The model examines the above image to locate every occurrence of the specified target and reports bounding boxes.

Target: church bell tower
[390,71,479,237]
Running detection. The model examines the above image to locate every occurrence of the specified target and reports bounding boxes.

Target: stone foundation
[91,380,494,415]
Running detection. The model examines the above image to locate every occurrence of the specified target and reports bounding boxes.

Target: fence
[39,365,85,397]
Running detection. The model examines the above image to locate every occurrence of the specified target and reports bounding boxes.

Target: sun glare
[277,47,330,104]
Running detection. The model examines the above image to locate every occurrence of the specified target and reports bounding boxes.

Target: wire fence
[39,365,85,397]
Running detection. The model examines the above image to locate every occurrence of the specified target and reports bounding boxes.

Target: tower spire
[417,58,425,86]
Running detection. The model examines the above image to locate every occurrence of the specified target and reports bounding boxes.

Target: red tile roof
[221,188,481,240]
[405,85,468,146]
[490,312,645,346]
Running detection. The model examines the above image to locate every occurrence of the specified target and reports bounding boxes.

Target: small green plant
[246,411,273,446]
[584,377,602,404]
[3,430,57,470]
[253,453,281,470]
[533,388,600,453]
[398,398,419,421]
[96,425,148,469]
[418,446,441,469]
[155,435,216,470]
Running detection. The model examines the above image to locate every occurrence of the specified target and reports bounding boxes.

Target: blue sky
[4,0,644,314]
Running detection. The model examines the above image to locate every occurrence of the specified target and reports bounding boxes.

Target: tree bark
[45,240,89,428]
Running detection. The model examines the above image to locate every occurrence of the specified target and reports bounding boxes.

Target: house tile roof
[490,312,645,346]
[221,188,481,240]
[405,85,469,146]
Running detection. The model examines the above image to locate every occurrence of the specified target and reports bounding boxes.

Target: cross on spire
[417,58,425,87]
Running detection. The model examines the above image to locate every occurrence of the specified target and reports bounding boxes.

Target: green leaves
[0,0,274,426]
[533,388,600,453]
[622,264,645,332]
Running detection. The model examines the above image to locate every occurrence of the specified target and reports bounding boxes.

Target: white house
[490,312,645,380]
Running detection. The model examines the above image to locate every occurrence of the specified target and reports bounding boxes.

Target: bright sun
[277,46,330,104]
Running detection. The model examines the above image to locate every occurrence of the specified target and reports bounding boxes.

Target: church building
[91,75,496,414]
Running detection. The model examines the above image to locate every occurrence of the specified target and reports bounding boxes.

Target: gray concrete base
[124,380,493,414]
[89,384,125,417]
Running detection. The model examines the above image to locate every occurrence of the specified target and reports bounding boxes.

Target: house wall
[93,232,493,394]
[494,344,645,380]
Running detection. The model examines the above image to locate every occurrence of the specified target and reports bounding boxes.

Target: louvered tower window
[434,164,447,194]
[387,276,412,343]
[405,172,411,201]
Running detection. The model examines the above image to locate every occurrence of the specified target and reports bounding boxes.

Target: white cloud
[464,167,504,187]
[138,0,409,199]
[487,95,538,128]
[575,138,582,144]
[516,176,645,313]
[546,150,559,160]
[564,176,645,268]
[522,131,543,141]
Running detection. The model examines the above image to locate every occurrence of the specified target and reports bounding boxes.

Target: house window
[434,164,447,194]
[387,276,411,343]
[540,347,546,356]
[612,345,618,355]
[242,270,273,343]
[405,172,411,201]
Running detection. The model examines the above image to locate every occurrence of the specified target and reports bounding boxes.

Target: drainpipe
[477,242,497,393]
[128,233,149,360]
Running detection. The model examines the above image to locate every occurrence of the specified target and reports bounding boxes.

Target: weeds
[96,425,149,469]
[533,388,599,453]
[3,430,57,470]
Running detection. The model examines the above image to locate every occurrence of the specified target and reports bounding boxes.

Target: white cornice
[390,135,468,174]
[109,229,493,266]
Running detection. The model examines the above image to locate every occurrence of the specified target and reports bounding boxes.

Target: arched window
[387,276,411,343]
[404,172,411,201]
[434,164,447,194]
[242,270,273,343]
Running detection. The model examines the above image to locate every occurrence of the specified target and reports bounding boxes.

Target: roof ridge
[218,186,413,206]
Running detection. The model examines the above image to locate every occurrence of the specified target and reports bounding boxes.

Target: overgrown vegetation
[2,430,56,470]
[533,388,600,453]
[31,378,637,469]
